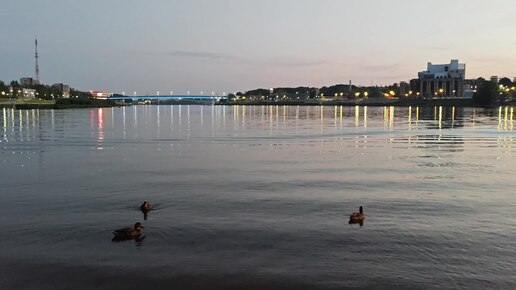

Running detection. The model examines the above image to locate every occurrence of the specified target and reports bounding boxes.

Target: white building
[418,59,466,98]
[90,91,110,99]
[22,88,36,99]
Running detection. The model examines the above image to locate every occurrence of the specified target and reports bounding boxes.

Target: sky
[1,0,515,94]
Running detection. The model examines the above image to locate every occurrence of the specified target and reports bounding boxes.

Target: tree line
[0,79,90,99]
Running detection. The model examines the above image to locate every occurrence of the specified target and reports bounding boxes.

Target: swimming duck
[112,222,144,240]
[140,201,153,212]
[349,206,365,223]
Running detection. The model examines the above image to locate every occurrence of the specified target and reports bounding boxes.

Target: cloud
[500,14,516,25]
[422,45,451,51]
[134,50,235,60]
[133,50,327,68]
[370,74,407,80]
[470,55,505,63]
[264,58,326,67]
[166,50,235,60]
[361,64,399,72]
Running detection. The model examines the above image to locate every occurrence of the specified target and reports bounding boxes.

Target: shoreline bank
[0,98,117,110]
[220,98,512,108]
[1,98,513,109]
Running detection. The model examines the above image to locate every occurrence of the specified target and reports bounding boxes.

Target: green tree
[8,80,22,98]
[0,80,8,98]
[473,80,498,106]
[70,88,91,98]
[499,77,512,87]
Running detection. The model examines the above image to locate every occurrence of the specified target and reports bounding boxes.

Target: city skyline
[1,0,515,94]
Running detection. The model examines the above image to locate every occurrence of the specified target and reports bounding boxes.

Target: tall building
[399,81,410,97]
[52,83,70,98]
[418,59,465,98]
[20,77,34,87]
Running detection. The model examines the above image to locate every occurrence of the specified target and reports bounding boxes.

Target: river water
[1,105,515,289]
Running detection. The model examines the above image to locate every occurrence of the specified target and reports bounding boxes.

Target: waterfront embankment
[0,98,116,109]
[222,97,516,108]
[222,97,480,107]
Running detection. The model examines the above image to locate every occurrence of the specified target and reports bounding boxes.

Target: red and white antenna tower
[35,38,40,81]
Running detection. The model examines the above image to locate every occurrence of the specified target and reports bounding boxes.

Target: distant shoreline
[0,98,117,110]
[1,97,513,109]
[220,98,512,108]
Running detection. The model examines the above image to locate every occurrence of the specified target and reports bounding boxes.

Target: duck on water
[140,201,153,212]
[140,201,153,220]
[112,222,145,242]
[349,206,365,224]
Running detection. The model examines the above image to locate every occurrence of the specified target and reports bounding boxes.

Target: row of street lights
[120,91,228,96]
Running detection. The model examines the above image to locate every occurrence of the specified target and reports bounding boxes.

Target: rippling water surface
[1,105,515,289]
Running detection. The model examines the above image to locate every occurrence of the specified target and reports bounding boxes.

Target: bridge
[108,95,227,101]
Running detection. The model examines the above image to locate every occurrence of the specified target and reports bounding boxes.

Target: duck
[349,206,365,223]
[139,201,153,212]
[112,222,144,240]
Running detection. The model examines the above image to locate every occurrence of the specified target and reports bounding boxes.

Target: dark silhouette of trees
[499,77,512,87]
[0,81,8,97]
[0,78,93,100]
[473,80,498,106]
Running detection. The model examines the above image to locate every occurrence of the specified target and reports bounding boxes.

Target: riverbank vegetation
[3,76,515,109]
[227,77,515,108]
[1,78,115,109]
[0,97,115,110]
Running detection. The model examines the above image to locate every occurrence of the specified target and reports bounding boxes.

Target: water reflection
[355,106,359,127]
[348,220,364,227]
[416,106,465,130]
[122,106,126,139]
[97,108,104,150]
[1,105,515,156]
[363,106,367,128]
[383,106,394,130]
[498,106,514,131]
[2,108,6,141]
